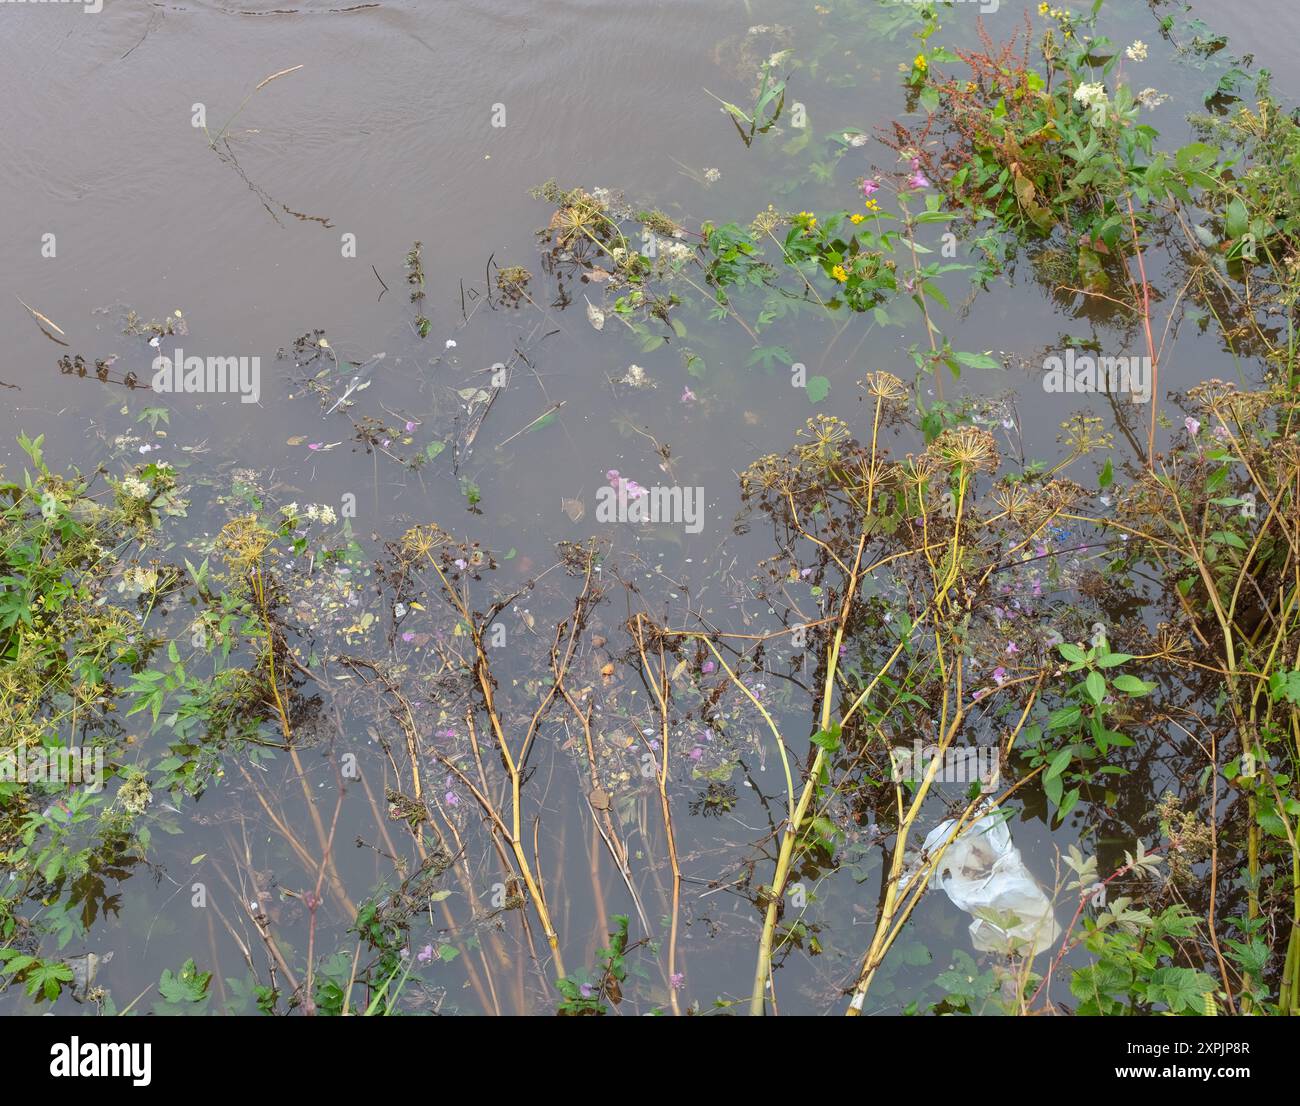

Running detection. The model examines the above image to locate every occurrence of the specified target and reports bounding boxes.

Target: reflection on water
[0,0,1291,1014]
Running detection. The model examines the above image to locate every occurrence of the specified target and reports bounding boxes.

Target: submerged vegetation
[3,0,1300,1018]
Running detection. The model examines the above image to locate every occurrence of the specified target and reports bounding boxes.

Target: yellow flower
[864,198,880,212]
[914,53,927,72]
[831,264,848,283]
[1038,2,1049,13]
[849,213,865,224]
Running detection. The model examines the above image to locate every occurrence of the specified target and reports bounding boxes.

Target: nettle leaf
[1269,670,1300,704]
[810,723,842,753]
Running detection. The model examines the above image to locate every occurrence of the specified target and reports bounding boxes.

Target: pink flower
[1185,416,1201,436]
[992,666,1008,685]
[670,972,685,989]
[908,170,930,190]
[405,420,417,432]
[861,178,880,197]
[1006,641,1019,655]
[701,660,716,674]
[402,631,415,643]
[416,944,434,964]
[308,442,323,451]
[681,386,696,404]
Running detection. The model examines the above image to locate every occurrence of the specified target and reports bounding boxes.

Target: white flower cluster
[280,502,337,524]
[663,241,695,265]
[1072,82,1107,109]
[121,476,151,499]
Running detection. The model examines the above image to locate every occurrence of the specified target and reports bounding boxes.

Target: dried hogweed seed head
[861,371,908,404]
[926,426,999,474]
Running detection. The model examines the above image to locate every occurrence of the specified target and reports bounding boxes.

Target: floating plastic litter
[920,811,1060,956]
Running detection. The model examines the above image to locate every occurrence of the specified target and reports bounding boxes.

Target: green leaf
[1224,197,1249,240]
[1094,652,1133,668]
[1048,705,1082,731]
[1045,748,1072,781]
[1084,671,1106,704]
[1057,787,1081,820]
[810,723,842,753]
[953,350,1000,370]
[806,376,830,404]
[1112,674,1153,695]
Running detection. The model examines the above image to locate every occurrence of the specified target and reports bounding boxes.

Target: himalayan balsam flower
[861,178,880,197]
[1185,416,1201,436]
[416,944,434,964]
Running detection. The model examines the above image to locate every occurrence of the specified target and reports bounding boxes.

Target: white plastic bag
[920,811,1060,956]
